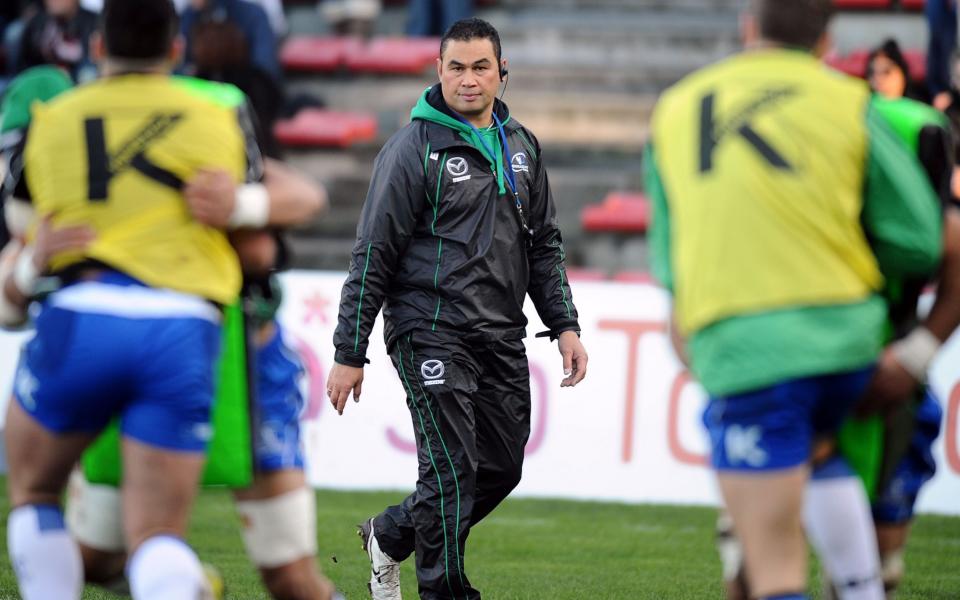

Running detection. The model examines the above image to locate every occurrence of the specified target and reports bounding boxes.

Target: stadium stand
[580,192,650,235]
[273,108,378,148]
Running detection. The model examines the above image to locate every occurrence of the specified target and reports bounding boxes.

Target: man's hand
[558,330,587,387]
[857,348,919,417]
[327,363,365,415]
[184,168,236,228]
[31,214,95,271]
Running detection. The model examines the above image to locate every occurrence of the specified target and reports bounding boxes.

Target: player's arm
[861,106,943,279]
[0,215,94,328]
[644,142,687,365]
[522,131,586,387]
[184,158,327,230]
[328,134,428,414]
[0,137,94,327]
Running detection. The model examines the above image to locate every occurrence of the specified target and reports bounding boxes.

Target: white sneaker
[359,517,402,600]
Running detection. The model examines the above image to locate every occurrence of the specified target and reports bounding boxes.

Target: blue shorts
[703,367,874,471]
[873,389,942,524]
[251,323,306,472]
[14,274,223,452]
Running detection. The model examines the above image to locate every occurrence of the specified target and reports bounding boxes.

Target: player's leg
[65,470,128,590]
[120,309,224,600]
[5,400,93,599]
[469,338,531,526]
[5,302,132,599]
[872,389,942,595]
[367,332,481,600]
[803,448,884,600]
[706,368,875,599]
[235,470,335,600]
[234,321,335,600]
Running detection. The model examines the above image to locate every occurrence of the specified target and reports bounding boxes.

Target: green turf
[0,481,957,598]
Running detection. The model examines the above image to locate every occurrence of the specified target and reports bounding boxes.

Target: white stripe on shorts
[48,282,222,324]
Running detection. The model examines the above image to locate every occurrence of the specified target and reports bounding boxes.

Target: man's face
[45,0,78,18]
[438,38,502,124]
[869,54,907,99]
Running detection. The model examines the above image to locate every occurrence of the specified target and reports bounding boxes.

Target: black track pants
[373,330,531,600]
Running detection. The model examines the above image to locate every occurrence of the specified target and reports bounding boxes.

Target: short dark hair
[440,17,502,63]
[101,0,179,61]
[751,0,833,51]
[867,39,910,80]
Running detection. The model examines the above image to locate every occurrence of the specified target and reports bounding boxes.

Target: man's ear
[812,31,832,60]
[169,35,185,67]
[90,31,105,63]
[740,12,759,48]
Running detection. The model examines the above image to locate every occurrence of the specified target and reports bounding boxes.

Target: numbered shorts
[703,367,874,471]
[13,274,222,452]
[252,323,306,472]
[873,388,942,524]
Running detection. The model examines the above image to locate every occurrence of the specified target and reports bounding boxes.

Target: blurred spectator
[181,0,282,85]
[182,0,284,158]
[867,39,927,102]
[406,0,472,37]
[926,0,957,109]
[14,0,97,82]
[320,0,380,37]
[939,51,960,198]
[249,0,288,38]
[2,1,37,84]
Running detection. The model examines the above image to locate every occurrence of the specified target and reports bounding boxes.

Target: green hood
[1,66,73,144]
[410,85,510,194]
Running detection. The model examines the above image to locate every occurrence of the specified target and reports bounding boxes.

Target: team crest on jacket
[446,156,471,182]
[511,152,529,173]
[421,359,446,385]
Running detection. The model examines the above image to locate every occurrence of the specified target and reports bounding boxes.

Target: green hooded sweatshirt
[410,85,510,195]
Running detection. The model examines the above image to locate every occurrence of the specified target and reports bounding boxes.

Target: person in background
[925,0,957,110]
[647,1,942,598]
[15,0,97,82]
[406,0,472,37]
[327,17,587,600]
[867,38,927,103]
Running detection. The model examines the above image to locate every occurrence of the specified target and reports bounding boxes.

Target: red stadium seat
[581,192,650,234]
[565,268,608,282]
[832,0,892,8]
[612,271,654,284]
[274,109,378,148]
[280,36,363,72]
[901,0,926,9]
[823,48,926,82]
[344,37,441,75]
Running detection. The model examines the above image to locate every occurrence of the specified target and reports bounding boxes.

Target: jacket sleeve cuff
[534,322,581,342]
[334,349,370,367]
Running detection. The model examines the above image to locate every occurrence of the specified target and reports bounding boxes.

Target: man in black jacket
[327,17,588,600]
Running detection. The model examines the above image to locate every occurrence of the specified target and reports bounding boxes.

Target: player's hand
[31,214,95,271]
[184,168,236,229]
[327,362,364,415]
[856,348,919,417]
[558,330,587,387]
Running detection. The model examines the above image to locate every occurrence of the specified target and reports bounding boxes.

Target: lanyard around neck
[457,111,533,244]
[459,114,518,196]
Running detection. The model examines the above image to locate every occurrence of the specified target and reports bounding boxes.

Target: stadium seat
[344,37,441,75]
[823,48,927,82]
[280,36,363,72]
[565,268,607,282]
[274,109,378,148]
[612,271,654,284]
[901,0,925,9]
[832,0,892,8]
[581,192,650,234]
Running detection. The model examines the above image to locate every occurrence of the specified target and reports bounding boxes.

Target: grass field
[0,483,958,599]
